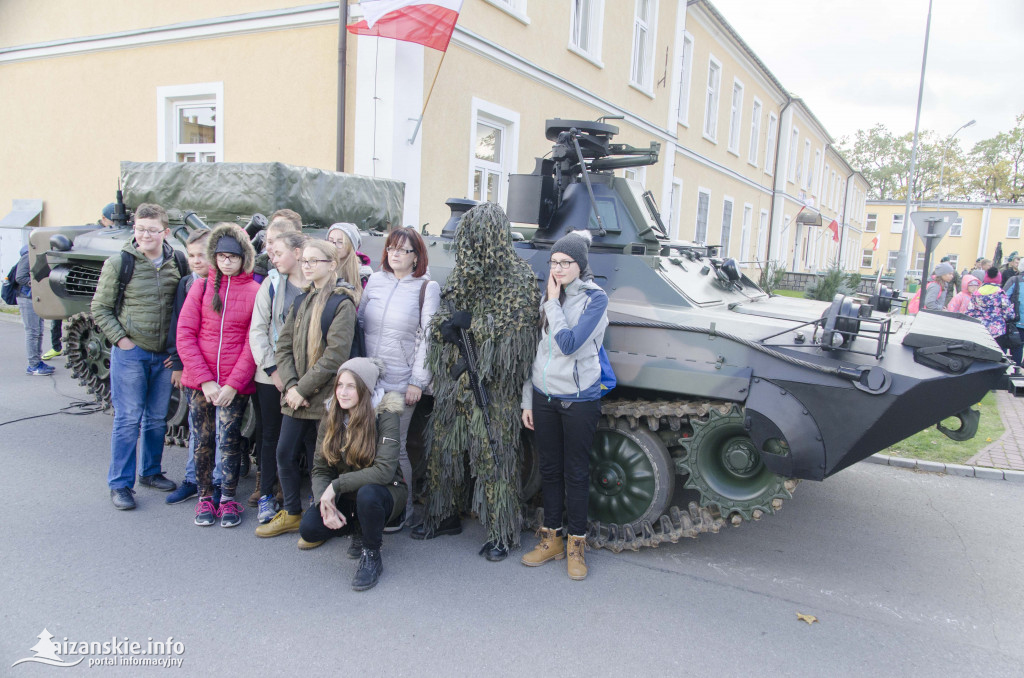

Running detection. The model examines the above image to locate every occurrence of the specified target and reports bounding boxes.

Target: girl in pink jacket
[946,274,980,314]
[177,224,260,528]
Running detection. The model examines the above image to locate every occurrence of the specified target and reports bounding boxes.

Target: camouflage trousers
[186,388,249,498]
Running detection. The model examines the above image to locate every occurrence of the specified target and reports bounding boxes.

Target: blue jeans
[184,402,223,486]
[17,296,43,368]
[108,345,173,489]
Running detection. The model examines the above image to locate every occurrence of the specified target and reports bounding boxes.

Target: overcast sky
[710,0,1024,150]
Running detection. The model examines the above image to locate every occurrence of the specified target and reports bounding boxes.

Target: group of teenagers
[91,201,609,589]
[919,253,1024,363]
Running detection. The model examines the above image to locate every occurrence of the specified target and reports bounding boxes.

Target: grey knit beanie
[933,262,954,277]
[550,229,593,271]
[327,222,361,251]
[338,357,384,392]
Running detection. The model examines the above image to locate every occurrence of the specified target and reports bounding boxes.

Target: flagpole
[408,49,448,145]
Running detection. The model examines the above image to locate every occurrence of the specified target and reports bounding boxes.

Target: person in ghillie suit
[414,202,539,561]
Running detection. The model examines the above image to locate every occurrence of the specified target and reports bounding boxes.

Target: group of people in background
[22,200,609,590]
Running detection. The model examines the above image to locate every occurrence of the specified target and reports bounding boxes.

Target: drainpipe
[766,96,793,266]
[336,1,347,172]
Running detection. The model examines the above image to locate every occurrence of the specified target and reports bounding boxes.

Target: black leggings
[276,415,318,514]
[299,484,394,550]
[534,394,601,537]
[256,382,283,496]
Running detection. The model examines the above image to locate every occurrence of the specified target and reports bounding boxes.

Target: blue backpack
[2,262,20,306]
[598,345,616,396]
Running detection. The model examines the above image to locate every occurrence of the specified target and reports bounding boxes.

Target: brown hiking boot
[254,510,301,538]
[521,527,565,567]
[567,535,587,580]
[247,471,261,507]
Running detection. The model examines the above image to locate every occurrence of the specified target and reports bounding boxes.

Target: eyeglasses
[549,259,576,270]
[216,253,241,261]
[386,246,415,255]
[299,258,332,266]
[134,227,165,236]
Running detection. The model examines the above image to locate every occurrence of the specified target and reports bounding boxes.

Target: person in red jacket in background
[177,224,260,528]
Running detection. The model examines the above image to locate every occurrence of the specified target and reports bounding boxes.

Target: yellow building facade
[1,0,867,276]
[860,200,1024,282]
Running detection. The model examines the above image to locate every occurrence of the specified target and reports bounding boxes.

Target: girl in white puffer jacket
[359,227,440,525]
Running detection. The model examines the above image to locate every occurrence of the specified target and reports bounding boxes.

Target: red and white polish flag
[871,236,879,251]
[347,0,464,52]
[828,219,840,243]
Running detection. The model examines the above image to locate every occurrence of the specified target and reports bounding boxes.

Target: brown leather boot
[521,527,565,567]
[567,535,587,580]
[247,470,262,507]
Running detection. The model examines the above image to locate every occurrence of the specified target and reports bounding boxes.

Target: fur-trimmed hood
[206,223,256,274]
[376,390,405,415]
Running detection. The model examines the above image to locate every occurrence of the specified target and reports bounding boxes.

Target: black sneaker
[351,548,382,591]
[110,488,136,510]
[139,473,177,492]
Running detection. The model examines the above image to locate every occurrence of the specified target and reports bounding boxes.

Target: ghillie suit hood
[424,202,540,550]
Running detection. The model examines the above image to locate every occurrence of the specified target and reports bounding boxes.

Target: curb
[864,453,1024,482]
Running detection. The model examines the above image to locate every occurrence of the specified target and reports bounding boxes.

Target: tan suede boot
[520,527,565,566]
[247,470,262,507]
[567,535,587,580]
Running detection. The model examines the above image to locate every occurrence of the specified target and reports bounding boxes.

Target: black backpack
[114,248,188,316]
[2,262,19,306]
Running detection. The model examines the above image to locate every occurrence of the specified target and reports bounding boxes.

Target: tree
[968,113,1024,203]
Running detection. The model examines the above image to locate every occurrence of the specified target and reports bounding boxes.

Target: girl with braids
[256,239,357,538]
[248,230,307,522]
[299,358,407,591]
[326,222,373,291]
[360,226,440,527]
[414,203,539,561]
[176,224,260,527]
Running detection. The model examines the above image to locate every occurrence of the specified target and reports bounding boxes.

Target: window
[748,99,762,165]
[721,198,734,256]
[891,213,904,233]
[630,0,657,91]
[802,140,812,189]
[865,213,877,232]
[1009,218,1021,239]
[485,0,529,22]
[886,250,900,271]
[624,166,646,184]
[676,33,694,126]
[950,217,962,236]
[945,254,959,270]
[780,215,791,265]
[788,128,800,183]
[704,57,722,141]
[764,112,777,173]
[828,171,837,209]
[757,209,769,261]
[669,179,683,239]
[861,249,874,269]
[740,204,753,264]
[569,0,603,64]
[914,252,925,270]
[695,189,710,243]
[157,82,224,162]
[821,163,830,202]
[727,79,744,155]
[468,99,519,207]
[812,149,821,195]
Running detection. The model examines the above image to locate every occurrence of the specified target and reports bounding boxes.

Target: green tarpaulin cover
[121,161,404,231]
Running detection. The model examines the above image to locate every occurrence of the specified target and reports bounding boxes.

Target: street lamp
[937,119,976,205]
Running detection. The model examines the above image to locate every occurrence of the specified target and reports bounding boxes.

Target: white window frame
[802,140,812,190]
[747,98,762,166]
[950,217,962,237]
[623,166,647,185]
[727,78,744,156]
[764,112,777,174]
[568,0,604,67]
[157,82,224,162]
[812,149,821,196]
[740,203,753,266]
[676,32,694,127]
[629,0,657,94]
[669,178,683,240]
[780,215,791,267]
[1009,217,1021,239]
[946,254,959,270]
[886,250,900,271]
[695,188,711,243]
[891,213,904,234]
[865,213,877,232]
[703,55,722,142]
[821,163,830,203]
[484,0,529,24]
[757,209,769,261]
[721,196,734,257]
[861,249,874,269]
[467,98,520,208]
[788,127,800,183]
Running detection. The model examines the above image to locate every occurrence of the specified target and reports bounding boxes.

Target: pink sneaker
[219,500,244,528]
[194,498,219,526]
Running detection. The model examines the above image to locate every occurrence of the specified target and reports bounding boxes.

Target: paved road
[1,317,1022,677]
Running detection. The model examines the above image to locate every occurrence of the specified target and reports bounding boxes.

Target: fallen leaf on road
[986,437,992,442]
[796,612,818,625]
